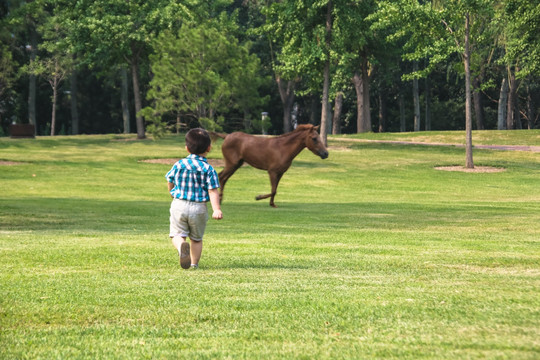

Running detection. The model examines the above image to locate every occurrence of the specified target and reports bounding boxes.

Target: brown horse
[212,124,329,207]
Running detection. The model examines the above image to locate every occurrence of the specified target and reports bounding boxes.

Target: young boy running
[166,128,223,269]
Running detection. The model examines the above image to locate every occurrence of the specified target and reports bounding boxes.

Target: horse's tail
[209,131,228,142]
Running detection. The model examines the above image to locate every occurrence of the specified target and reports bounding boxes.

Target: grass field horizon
[1,130,539,359]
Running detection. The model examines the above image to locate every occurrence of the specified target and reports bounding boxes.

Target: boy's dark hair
[185,128,211,155]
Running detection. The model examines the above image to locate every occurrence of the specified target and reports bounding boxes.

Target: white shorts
[169,199,208,241]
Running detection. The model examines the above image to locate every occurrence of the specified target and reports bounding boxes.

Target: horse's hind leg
[255,171,283,207]
[218,160,243,203]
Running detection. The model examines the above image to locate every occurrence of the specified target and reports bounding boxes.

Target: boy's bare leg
[172,235,191,269]
[190,239,203,266]
[171,235,187,251]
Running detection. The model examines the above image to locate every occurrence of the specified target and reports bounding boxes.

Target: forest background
[0,0,538,140]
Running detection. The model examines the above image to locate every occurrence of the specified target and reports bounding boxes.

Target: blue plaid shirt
[166,154,220,202]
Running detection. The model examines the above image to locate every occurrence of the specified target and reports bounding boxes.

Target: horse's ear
[314,125,320,132]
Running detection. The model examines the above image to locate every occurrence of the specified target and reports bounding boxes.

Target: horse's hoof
[270,203,277,208]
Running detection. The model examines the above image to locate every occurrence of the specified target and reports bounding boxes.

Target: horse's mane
[276,124,315,139]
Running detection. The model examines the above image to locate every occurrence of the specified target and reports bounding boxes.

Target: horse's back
[223,132,268,152]
[222,132,274,169]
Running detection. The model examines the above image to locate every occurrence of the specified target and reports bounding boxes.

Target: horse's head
[305,125,329,159]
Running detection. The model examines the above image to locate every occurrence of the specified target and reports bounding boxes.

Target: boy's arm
[167,182,174,198]
[208,188,223,220]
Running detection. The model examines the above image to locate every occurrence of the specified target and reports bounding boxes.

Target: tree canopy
[142,21,266,135]
[0,0,538,138]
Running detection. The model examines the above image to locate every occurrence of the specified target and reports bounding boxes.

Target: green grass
[338,129,540,146]
[1,131,539,359]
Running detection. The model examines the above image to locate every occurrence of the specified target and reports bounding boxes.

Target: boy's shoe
[179,242,191,269]
[189,264,199,270]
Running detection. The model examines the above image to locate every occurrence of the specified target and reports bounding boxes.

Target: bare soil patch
[328,145,352,152]
[435,165,505,173]
[0,160,24,165]
[332,138,540,152]
[139,158,178,165]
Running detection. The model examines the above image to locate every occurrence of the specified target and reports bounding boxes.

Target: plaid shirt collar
[187,153,207,163]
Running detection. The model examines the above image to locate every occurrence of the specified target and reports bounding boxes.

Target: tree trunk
[514,72,522,130]
[399,91,406,132]
[413,61,421,132]
[28,30,37,133]
[362,56,371,132]
[276,76,295,133]
[506,66,517,130]
[353,55,371,133]
[472,76,485,130]
[309,95,318,125]
[291,102,299,129]
[464,13,474,169]
[321,59,331,144]
[516,102,522,129]
[28,74,36,128]
[51,76,58,136]
[353,72,362,132]
[320,0,333,146]
[425,75,431,131]
[321,63,330,144]
[70,70,79,135]
[378,92,387,133]
[332,92,343,135]
[131,54,145,139]
[121,68,131,134]
[497,77,508,130]
[525,83,534,130]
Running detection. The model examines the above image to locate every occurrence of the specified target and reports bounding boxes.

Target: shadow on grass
[0,197,526,237]
[0,197,169,233]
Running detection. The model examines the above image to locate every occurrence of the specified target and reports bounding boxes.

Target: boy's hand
[208,189,222,220]
[212,210,223,220]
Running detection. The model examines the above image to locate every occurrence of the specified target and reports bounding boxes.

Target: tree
[27,8,72,136]
[499,1,540,130]
[2,0,536,137]
[0,43,17,129]
[320,1,333,143]
[502,0,540,79]
[413,61,421,131]
[69,0,190,139]
[25,53,71,135]
[262,0,341,144]
[259,1,305,134]
[0,3,17,125]
[373,0,496,168]
[7,0,49,132]
[336,0,378,134]
[143,22,265,136]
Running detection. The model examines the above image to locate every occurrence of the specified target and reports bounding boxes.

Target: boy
[166,128,223,269]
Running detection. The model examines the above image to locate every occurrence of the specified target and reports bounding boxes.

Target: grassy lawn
[338,129,540,146]
[1,131,539,359]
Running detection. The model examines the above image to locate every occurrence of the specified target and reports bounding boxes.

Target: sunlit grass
[339,129,540,146]
[1,132,539,359]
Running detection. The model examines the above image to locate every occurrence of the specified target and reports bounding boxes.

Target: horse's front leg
[218,161,243,204]
[255,171,283,207]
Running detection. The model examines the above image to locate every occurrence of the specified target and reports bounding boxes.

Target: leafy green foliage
[143,22,265,133]
[0,44,16,99]
[68,0,189,66]
[371,0,495,80]
[0,0,538,136]
[502,0,540,77]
